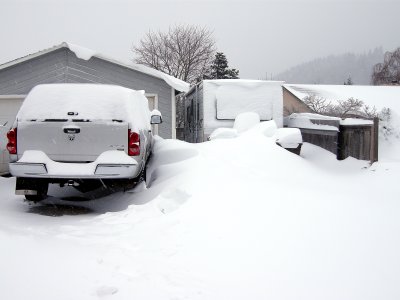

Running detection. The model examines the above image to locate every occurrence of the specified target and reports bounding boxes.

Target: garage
[0,42,189,174]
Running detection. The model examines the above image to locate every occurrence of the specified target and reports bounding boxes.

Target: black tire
[25,183,48,202]
[138,165,147,183]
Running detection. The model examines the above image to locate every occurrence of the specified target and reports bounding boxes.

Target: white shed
[184,80,284,142]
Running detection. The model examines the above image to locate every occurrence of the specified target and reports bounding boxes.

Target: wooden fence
[294,117,379,163]
[337,118,379,162]
[300,128,339,156]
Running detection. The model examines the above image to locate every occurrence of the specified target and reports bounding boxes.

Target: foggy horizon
[1,0,398,80]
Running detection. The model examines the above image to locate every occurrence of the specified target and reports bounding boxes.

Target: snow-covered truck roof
[17,84,151,129]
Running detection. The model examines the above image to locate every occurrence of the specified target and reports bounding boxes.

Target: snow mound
[233,112,261,133]
[274,128,303,148]
[157,188,191,214]
[211,113,298,149]
[208,128,238,140]
[1,126,400,299]
[244,120,278,137]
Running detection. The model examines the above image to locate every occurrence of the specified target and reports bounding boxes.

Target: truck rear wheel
[25,191,47,202]
[16,178,49,202]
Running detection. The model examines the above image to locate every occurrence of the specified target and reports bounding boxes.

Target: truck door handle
[63,128,81,134]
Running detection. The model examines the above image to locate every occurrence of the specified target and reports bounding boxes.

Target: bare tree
[372,47,400,85]
[302,95,378,119]
[362,105,378,119]
[331,97,364,118]
[303,94,332,114]
[132,25,216,84]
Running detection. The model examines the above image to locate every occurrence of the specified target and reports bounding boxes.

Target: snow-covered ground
[1,125,400,299]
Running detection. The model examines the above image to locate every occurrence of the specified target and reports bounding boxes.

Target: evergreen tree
[206,52,239,79]
[344,76,353,85]
[227,68,239,79]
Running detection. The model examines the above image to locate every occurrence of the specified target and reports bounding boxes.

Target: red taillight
[128,130,140,156]
[6,128,17,154]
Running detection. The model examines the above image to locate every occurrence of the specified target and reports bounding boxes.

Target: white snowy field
[1,128,400,300]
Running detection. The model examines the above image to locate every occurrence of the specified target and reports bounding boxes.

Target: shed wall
[283,87,312,116]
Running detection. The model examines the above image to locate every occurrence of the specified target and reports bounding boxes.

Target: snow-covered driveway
[1,130,400,300]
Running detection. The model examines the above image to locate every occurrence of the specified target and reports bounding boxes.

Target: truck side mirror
[150,110,162,124]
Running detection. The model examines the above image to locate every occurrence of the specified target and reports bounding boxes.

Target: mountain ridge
[275,48,384,85]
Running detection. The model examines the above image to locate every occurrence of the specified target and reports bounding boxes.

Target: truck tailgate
[17,120,129,162]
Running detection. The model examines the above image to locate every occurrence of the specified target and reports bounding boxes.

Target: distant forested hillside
[276,48,384,85]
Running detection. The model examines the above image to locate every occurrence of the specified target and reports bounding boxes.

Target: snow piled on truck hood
[1,125,400,299]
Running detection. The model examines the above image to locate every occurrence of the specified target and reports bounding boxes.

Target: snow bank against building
[209,112,302,150]
[208,128,238,140]
[233,112,260,133]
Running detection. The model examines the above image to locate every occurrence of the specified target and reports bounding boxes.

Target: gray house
[0,42,189,174]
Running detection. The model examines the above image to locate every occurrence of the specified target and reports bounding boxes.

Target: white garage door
[0,95,25,175]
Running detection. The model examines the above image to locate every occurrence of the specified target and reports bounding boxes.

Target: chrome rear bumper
[9,162,138,179]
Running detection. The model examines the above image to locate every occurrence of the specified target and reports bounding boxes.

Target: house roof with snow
[0,42,190,93]
[283,84,400,114]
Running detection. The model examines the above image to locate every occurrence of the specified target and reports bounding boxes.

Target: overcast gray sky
[1,0,398,80]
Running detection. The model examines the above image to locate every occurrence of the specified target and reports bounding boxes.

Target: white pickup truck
[6,84,162,201]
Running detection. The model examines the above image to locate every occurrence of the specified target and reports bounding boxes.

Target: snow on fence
[300,127,339,155]
[285,114,379,162]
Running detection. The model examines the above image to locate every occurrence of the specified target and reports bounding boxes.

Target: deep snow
[1,126,400,299]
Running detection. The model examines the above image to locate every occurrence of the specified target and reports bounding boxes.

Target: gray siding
[0,48,173,138]
[0,49,67,95]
